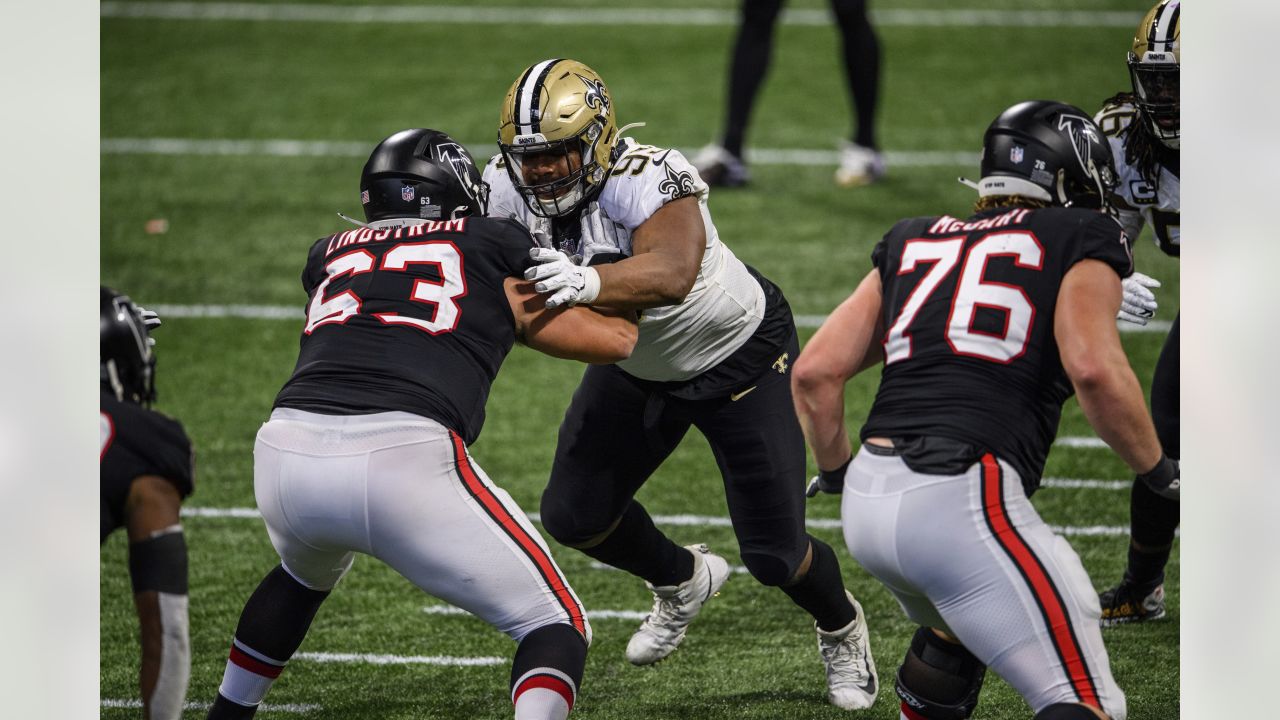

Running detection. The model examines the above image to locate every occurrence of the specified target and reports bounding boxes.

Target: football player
[1093,0,1181,626]
[203,129,638,720]
[794,101,1176,720]
[101,287,195,720]
[485,59,878,711]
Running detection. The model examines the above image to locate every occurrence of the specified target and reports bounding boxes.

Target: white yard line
[1054,436,1109,449]
[100,3,1140,28]
[182,506,1139,535]
[152,304,1172,334]
[293,651,504,666]
[102,699,320,713]
[425,604,649,621]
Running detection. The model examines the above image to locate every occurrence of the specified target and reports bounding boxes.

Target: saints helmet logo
[1056,114,1102,176]
[575,73,610,114]
[658,163,696,199]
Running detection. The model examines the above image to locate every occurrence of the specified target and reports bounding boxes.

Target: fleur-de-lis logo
[575,73,610,114]
[658,163,696,199]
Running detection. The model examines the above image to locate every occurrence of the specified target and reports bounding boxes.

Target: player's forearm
[591,252,696,309]
[793,374,854,470]
[1073,363,1164,474]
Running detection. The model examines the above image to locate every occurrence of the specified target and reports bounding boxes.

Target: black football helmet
[360,129,489,222]
[101,286,156,406]
[977,100,1118,211]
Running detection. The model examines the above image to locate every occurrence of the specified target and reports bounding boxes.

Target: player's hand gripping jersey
[484,138,767,382]
[272,217,535,444]
[1095,98,1180,256]
[861,206,1133,490]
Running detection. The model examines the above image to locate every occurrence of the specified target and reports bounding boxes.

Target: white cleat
[816,592,879,710]
[690,144,750,187]
[625,544,731,665]
[834,141,886,187]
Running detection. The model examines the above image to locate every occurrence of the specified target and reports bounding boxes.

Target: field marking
[152,304,1171,334]
[591,560,751,575]
[102,699,320,713]
[1055,436,1108,449]
[181,506,1137,535]
[425,604,649,621]
[294,651,504,666]
[100,3,1141,28]
[102,137,974,167]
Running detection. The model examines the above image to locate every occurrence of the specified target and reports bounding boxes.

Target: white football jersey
[1095,100,1180,256]
[483,138,765,381]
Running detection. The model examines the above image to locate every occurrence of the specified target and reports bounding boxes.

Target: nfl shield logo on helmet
[1010,146,1025,164]
[402,185,415,202]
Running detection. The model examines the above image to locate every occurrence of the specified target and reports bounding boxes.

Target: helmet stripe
[516,58,562,135]
[1151,1,1179,52]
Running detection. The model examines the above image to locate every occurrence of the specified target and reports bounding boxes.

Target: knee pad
[895,627,986,720]
[740,550,794,587]
[128,526,188,595]
[1035,702,1104,719]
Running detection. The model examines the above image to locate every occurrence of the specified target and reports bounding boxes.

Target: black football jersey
[100,392,195,543]
[860,206,1133,491]
[273,217,536,444]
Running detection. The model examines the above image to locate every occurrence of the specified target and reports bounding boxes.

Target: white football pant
[253,408,590,643]
[841,445,1124,719]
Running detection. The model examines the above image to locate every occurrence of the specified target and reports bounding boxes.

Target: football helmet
[977,100,1118,210]
[1129,0,1180,149]
[101,286,156,406]
[498,59,620,218]
[360,128,489,222]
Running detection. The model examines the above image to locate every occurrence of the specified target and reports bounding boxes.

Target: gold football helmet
[1129,0,1180,148]
[498,59,620,218]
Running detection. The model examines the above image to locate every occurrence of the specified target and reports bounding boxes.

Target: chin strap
[615,121,646,141]
[956,176,980,191]
[336,212,367,227]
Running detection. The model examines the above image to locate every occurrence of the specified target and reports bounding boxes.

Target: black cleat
[1099,580,1165,627]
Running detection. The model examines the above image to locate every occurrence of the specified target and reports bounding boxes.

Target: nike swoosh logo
[652,149,672,166]
[729,386,757,402]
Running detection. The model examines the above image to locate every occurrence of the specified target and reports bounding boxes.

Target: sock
[831,0,881,149]
[722,0,784,158]
[511,624,588,720]
[779,537,856,632]
[573,502,693,587]
[1125,478,1179,589]
[207,566,330,719]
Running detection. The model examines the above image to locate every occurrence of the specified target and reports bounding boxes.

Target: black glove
[806,455,853,498]
[1137,454,1180,500]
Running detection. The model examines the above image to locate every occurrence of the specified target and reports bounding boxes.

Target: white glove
[1118,272,1160,325]
[136,306,162,330]
[579,201,631,264]
[525,248,601,309]
[527,216,554,250]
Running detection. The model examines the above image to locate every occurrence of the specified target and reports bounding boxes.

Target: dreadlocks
[1101,92,1165,187]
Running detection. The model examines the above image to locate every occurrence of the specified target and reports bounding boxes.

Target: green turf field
[101,2,1179,717]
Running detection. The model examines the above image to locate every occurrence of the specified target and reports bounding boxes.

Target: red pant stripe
[513,674,575,711]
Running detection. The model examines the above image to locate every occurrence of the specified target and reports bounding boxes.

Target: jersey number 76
[884,231,1044,365]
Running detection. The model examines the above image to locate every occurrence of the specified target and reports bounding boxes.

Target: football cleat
[1099,581,1166,626]
[816,592,879,710]
[625,544,730,665]
[690,144,750,188]
[834,141,885,187]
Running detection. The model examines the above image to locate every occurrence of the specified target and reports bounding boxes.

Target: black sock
[510,623,589,713]
[234,565,330,660]
[832,0,881,149]
[1125,479,1179,589]
[779,537,856,632]
[722,0,784,158]
[575,502,693,587]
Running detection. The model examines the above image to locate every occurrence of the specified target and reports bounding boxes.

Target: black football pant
[541,335,810,587]
[1127,313,1180,588]
[722,0,880,157]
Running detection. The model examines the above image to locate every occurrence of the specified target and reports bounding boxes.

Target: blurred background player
[101,287,194,720]
[691,0,883,187]
[487,58,878,711]
[794,101,1179,720]
[1093,0,1181,626]
[204,129,637,720]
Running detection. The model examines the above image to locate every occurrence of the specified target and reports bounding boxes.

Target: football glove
[525,248,601,309]
[1137,454,1179,501]
[1117,272,1160,326]
[805,455,853,497]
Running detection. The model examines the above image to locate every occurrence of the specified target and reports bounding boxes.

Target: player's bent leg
[511,623,589,720]
[625,543,730,666]
[207,565,333,720]
[126,476,189,720]
[1035,703,1112,720]
[895,627,986,720]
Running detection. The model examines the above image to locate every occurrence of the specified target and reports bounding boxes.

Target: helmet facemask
[1129,57,1179,149]
[500,124,605,218]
